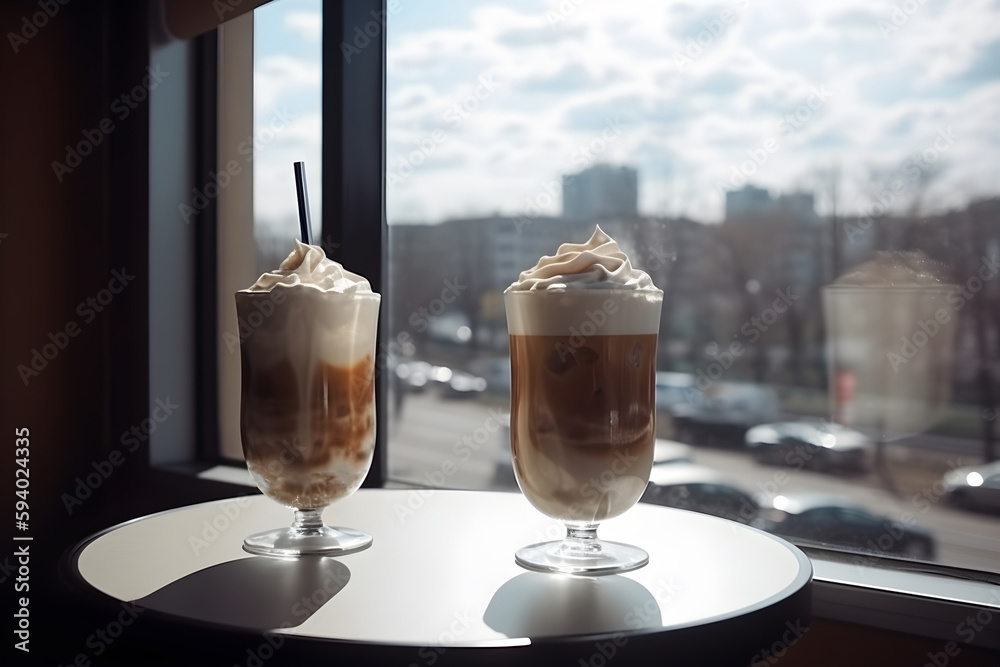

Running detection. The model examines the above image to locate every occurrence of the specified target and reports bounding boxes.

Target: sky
[253,0,322,237]
[252,0,1000,228]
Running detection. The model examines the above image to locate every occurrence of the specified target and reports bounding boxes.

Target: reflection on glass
[825,252,958,439]
[824,252,959,492]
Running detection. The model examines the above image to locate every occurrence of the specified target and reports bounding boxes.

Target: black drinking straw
[294,161,312,245]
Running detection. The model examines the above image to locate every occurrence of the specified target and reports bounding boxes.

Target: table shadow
[484,572,661,638]
[133,556,351,630]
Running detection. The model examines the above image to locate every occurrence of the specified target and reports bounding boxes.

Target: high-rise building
[776,192,816,220]
[562,164,638,219]
[725,184,818,224]
[724,184,773,220]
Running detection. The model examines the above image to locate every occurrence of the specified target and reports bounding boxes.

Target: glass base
[243,509,372,558]
[515,525,648,576]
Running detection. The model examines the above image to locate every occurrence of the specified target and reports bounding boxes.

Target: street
[388,391,1000,573]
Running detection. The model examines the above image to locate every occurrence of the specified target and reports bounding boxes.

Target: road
[388,391,1000,574]
[694,448,1000,573]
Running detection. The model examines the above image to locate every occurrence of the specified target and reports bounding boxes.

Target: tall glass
[505,288,662,575]
[236,287,380,557]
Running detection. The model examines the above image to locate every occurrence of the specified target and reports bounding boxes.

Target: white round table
[67,489,812,665]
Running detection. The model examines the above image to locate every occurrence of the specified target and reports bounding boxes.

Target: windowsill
[811,553,1000,604]
[799,549,1000,651]
[190,464,999,650]
[197,462,256,486]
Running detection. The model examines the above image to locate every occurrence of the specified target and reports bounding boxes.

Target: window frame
[321,0,388,488]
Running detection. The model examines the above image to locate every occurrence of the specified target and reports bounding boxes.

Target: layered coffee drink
[505,227,662,525]
[236,240,380,510]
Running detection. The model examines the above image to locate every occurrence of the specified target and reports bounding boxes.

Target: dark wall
[0,3,242,664]
[1,1,152,662]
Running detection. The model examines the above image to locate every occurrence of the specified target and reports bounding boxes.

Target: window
[251,0,323,275]
[192,0,1000,648]
[216,0,323,462]
[382,0,1000,581]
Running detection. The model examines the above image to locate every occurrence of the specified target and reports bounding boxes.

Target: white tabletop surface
[73,489,811,646]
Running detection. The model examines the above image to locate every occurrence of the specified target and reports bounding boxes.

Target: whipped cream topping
[504,226,662,336]
[244,240,373,293]
[506,226,656,292]
[236,239,380,369]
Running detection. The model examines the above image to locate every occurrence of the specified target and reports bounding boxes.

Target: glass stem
[292,508,324,535]
[563,522,602,554]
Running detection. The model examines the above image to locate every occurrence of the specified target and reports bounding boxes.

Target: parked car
[441,370,487,399]
[655,372,696,413]
[670,382,781,446]
[754,492,935,560]
[394,360,452,392]
[745,421,872,472]
[943,461,1000,515]
[641,463,758,524]
[491,411,516,489]
[468,356,511,396]
[655,372,695,439]
[653,439,694,465]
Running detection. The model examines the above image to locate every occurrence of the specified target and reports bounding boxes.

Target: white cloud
[384,0,1000,223]
[253,111,322,232]
[254,54,320,112]
[284,10,321,42]
[250,0,1000,227]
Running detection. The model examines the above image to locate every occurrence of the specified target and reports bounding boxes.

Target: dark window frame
[321,0,388,488]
